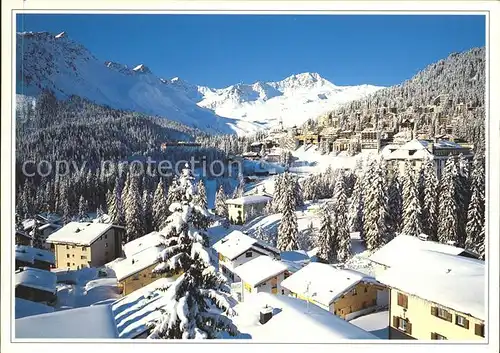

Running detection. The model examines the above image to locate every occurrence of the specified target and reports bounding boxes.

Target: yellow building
[233,256,290,302]
[280,262,386,320]
[377,250,485,340]
[46,222,125,270]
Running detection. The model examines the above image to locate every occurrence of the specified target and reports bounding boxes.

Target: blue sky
[16,14,485,88]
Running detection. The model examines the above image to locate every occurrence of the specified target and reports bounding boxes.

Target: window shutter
[393,316,399,328]
[403,295,408,309]
[431,332,436,340]
[407,322,412,335]
[397,294,402,306]
[431,306,437,316]
[475,323,485,337]
[447,312,453,322]
[464,318,470,329]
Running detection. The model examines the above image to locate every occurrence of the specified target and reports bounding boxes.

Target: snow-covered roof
[111,277,175,338]
[22,219,36,231]
[384,139,433,160]
[233,256,288,287]
[15,304,118,338]
[122,231,163,258]
[15,298,54,319]
[368,234,476,268]
[279,250,311,272]
[15,267,57,294]
[38,223,60,231]
[228,293,378,341]
[212,230,277,261]
[109,246,162,281]
[15,245,55,265]
[376,251,485,320]
[226,195,272,206]
[46,221,114,246]
[37,212,62,224]
[280,263,377,307]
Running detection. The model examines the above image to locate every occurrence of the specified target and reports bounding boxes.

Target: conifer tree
[465,149,485,255]
[401,160,422,236]
[456,153,471,247]
[437,156,459,245]
[333,175,352,262]
[387,171,403,237]
[148,170,238,339]
[153,178,170,230]
[214,185,228,219]
[277,178,299,251]
[78,195,88,221]
[124,176,145,242]
[143,189,154,234]
[315,207,336,263]
[232,173,245,199]
[195,180,208,210]
[420,156,438,240]
[106,184,120,226]
[32,221,44,249]
[348,170,364,238]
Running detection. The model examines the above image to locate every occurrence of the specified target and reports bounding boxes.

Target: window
[431,306,452,322]
[397,292,408,309]
[105,242,109,248]
[455,315,469,329]
[245,251,252,258]
[364,287,368,293]
[105,234,108,239]
[475,323,485,337]
[133,274,140,280]
[72,263,75,266]
[72,254,75,257]
[393,316,412,334]
[66,254,70,258]
[67,262,71,267]
[66,245,70,250]
[352,288,357,296]
[81,255,87,260]
[281,289,285,295]
[431,332,447,340]
[105,251,109,256]
[82,247,86,251]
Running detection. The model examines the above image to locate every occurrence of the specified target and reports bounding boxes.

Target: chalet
[233,256,290,302]
[377,250,485,340]
[360,128,382,153]
[280,263,385,320]
[226,194,272,224]
[46,222,125,270]
[15,267,57,306]
[105,231,180,295]
[212,230,281,283]
[15,245,55,271]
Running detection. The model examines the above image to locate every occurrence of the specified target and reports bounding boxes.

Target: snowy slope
[16,31,383,135]
[198,72,383,131]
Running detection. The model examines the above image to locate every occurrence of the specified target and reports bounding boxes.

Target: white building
[212,230,280,283]
[383,139,473,178]
[233,256,290,302]
[226,195,272,224]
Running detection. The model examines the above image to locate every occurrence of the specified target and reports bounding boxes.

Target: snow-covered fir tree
[78,195,88,221]
[153,178,169,230]
[387,171,403,237]
[31,221,43,249]
[254,226,276,247]
[143,189,154,234]
[401,160,422,237]
[195,180,208,210]
[214,185,228,219]
[277,177,299,251]
[363,157,390,250]
[333,175,352,262]
[315,206,336,263]
[419,156,438,240]
[465,149,485,256]
[437,156,459,245]
[106,183,121,226]
[147,172,238,339]
[348,170,364,238]
[124,176,145,242]
[455,153,471,247]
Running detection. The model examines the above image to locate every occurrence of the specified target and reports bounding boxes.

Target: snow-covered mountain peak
[269,72,335,93]
[132,64,151,74]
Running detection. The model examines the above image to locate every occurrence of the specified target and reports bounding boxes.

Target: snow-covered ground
[53,267,121,310]
[349,310,389,339]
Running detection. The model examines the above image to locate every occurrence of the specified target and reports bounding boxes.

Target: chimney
[259,305,273,325]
